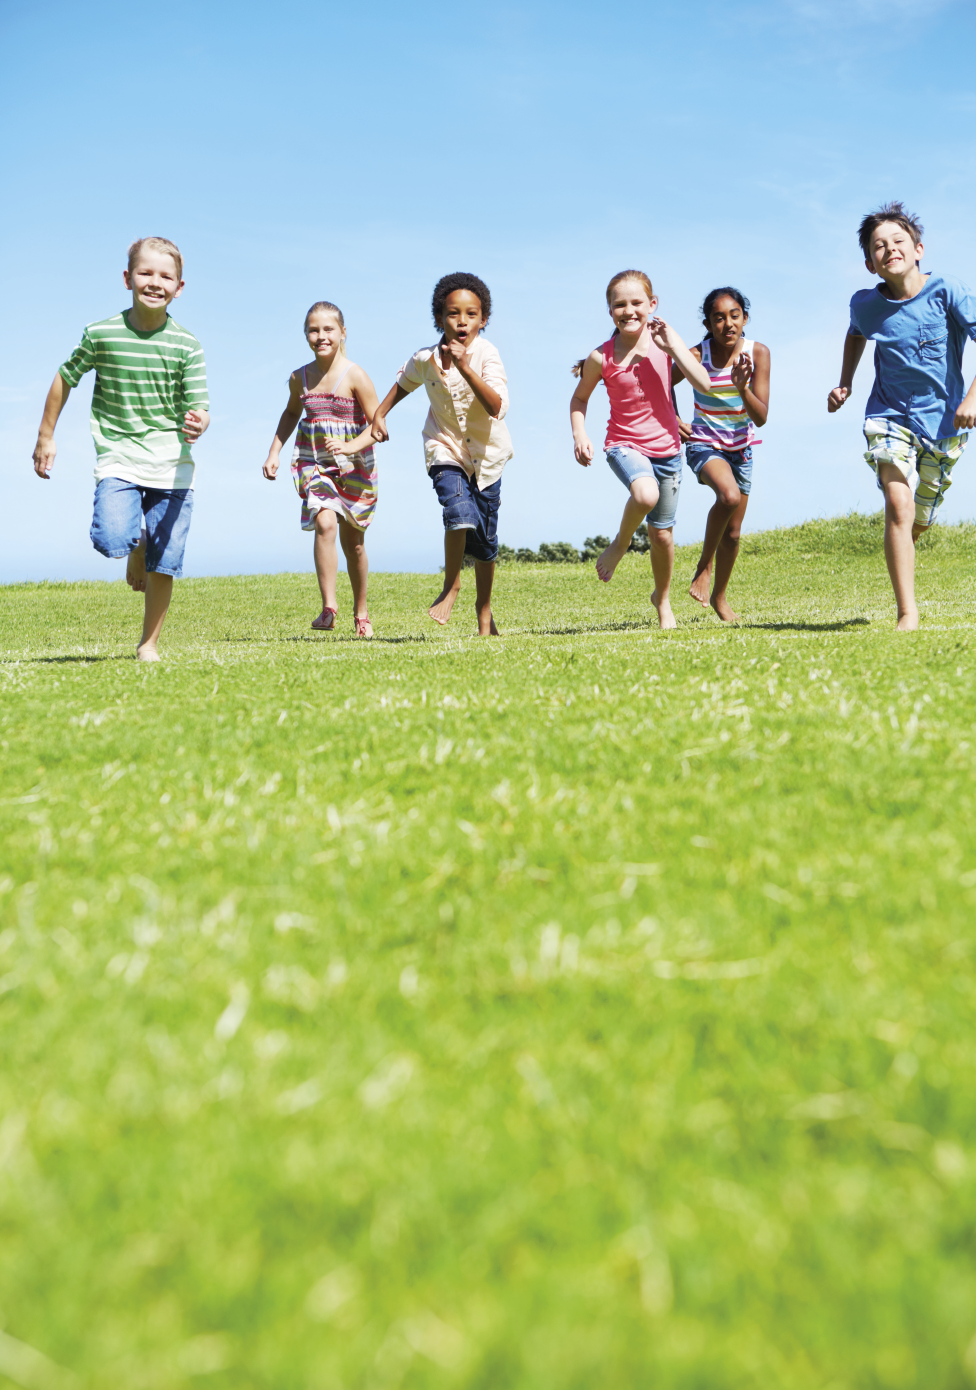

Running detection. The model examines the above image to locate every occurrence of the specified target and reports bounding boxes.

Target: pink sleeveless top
[601,336,681,457]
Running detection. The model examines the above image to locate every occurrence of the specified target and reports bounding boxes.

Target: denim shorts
[605,446,682,530]
[430,466,501,562]
[685,444,754,496]
[90,477,194,578]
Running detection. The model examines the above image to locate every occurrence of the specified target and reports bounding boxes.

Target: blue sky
[2,0,976,582]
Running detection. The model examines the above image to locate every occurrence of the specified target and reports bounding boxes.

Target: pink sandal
[354,613,373,639]
[311,607,337,631]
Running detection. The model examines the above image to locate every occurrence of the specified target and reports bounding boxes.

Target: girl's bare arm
[732,342,770,427]
[649,320,712,393]
[329,367,382,457]
[370,383,409,443]
[671,345,702,442]
[263,373,304,479]
[570,351,603,466]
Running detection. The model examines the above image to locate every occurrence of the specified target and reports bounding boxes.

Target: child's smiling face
[609,281,657,334]
[123,248,183,312]
[865,221,924,280]
[707,295,748,347]
[437,289,486,345]
[305,309,345,359]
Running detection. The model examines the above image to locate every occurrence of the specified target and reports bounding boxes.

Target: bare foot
[596,538,627,583]
[126,540,147,593]
[429,584,460,625]
[710,593,739,623]
[689,566,711,607]
[651,590,677,630]
[136,643,160,662]
[895,608,919,631]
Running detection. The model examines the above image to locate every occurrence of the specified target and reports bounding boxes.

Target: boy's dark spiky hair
[432,272,492,326]
[858,201,924,259]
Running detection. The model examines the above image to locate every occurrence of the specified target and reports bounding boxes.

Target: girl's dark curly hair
[432,272,492,326]
[700,286,751,338]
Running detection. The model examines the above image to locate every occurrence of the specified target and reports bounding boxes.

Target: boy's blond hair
[128,237,183,279]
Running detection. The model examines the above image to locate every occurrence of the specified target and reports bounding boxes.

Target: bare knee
[649,526,672,550]
[715,484,741,511]
[721,523,742,549]
[631,480,659,511]
[315,510,337,537]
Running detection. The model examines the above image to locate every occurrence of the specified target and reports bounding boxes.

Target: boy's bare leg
[710,492,749,623]
[689,458,740,607]
[429,529,468,625]
[126,532,147,592]
[338,518,369,619]
[648,527,676,629]
[879,462,919,631]
[136,573,173,661]
[474,559,498,636]
[597,480,658,582]
[313,509,339,613]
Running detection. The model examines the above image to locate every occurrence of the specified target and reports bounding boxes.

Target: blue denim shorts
[430,466,501,562]
[685,444,754,496]
[605,446,682,530]
[90,478,194,578]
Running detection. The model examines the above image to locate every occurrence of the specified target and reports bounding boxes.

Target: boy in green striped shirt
[32,237,210,661]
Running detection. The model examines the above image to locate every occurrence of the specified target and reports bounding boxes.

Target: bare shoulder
[752,341,770,361]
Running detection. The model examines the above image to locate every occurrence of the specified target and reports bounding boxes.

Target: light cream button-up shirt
[396,335,513,490]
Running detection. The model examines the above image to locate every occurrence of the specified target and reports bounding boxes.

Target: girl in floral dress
[263,301,379,636]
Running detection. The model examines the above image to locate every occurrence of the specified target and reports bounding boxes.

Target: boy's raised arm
[828,331,867,412]
[33,372,72,478]
[370,383,409,443]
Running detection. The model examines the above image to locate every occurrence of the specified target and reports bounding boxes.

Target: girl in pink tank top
[570,270,713,629]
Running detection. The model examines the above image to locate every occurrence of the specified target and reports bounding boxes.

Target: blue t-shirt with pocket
[849,273,976,440]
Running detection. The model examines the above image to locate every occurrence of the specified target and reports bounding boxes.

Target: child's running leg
[649,527,676,630]
[313,508,340,624]
[338,517,370,631]
[126,531,147,592]
[597,478,659,582]
[474,559,499,637]
[429,529,467,626]
[137,574,173,662]
[879,462,919,630]
[710,492,749,623]
[689,458,741,607]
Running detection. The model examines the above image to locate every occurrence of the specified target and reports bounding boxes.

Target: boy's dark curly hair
[432,272,492,326]
[858,201,924,260]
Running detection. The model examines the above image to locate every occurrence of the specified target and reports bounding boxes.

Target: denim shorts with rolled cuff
[429,466,501,562]
[90,477,194,578]
[605,446,682,530]
[685,443,754,496]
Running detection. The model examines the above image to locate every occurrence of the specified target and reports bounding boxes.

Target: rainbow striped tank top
[690,337,756,451]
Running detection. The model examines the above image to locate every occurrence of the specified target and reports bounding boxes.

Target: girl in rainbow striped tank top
[672,287,771,622]
[262,301,380,637]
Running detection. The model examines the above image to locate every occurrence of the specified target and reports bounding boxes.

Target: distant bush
[498,527,649,563]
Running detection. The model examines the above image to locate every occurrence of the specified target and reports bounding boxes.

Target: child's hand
[731,353,754,393]
[574,435,594,467]
[371,414,389,444]
[263,455,279,480]
[954,398,976,432]
[183,409,208,441]
[440,339,470,373]
[648,316,678,356]
[33,436,56,478]
[677,417,693,443]
[827,386,850,413]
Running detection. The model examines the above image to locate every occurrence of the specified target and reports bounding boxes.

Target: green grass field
[3,512,976,1390]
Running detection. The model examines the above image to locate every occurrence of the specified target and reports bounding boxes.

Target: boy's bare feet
[596,538,628,583]
[136,642,160,662]
[126,539,147,592]
[689,565,711,607]
[429,584,460,625]
[895,607,919,631]
[650,589,677,630]
[710,594,739,623]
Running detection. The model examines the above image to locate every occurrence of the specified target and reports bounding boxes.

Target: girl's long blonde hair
[571,269,656,376]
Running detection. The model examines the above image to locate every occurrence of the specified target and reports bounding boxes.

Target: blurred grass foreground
[2,512,976,1389]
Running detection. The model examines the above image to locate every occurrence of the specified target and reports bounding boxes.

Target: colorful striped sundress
[689,337,758,452]
[290,363,378,531]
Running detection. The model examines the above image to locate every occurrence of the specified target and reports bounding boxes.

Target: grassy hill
[2,514,976,1389]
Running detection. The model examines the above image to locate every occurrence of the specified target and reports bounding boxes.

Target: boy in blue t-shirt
[828,201,976,630]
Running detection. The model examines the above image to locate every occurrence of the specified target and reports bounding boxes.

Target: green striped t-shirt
[59,311,209,488]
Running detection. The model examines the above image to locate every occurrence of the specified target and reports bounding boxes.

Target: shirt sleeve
[479,343,509,420]
[395,351,427,393]
[946,278,976,343]
[848,293,866,337]
[58,328,95,387]
[181,340,210,411]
